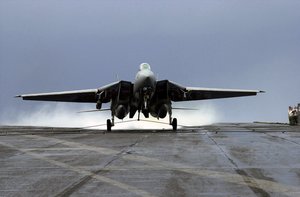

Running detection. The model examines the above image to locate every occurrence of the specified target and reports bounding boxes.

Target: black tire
[172,118,177,131]
[107,119,112,131]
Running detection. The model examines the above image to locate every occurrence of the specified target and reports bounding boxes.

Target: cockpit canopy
[139,63,151,71]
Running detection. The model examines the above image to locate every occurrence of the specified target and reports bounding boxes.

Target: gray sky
[1,0,300,124]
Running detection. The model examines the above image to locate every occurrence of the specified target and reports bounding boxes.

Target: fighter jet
[16,63,264,131]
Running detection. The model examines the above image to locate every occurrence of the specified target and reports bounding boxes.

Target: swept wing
[167,81,264,102]
[16,81,130,103]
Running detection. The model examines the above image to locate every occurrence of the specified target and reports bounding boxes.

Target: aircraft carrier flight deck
[1,123,300,197]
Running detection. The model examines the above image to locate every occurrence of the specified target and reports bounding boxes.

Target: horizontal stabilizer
[77,109,110,113]
[172,107,198,110]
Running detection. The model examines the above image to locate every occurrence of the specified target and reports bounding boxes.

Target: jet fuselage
[132,63,157,115]
[134,63,156,97]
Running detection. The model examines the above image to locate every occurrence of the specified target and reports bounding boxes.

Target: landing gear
[107,119,112,131]
[172,118,177,131]
[168,106,177,131]
[107,113,115,131]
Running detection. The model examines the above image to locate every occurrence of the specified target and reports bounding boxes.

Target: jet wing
[167,81,264,102]
[16,81,130,103]
[16,89,99,103]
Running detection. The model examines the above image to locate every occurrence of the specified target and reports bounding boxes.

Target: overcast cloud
[1,0,300,126]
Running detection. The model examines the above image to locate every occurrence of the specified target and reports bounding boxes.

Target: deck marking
[0,141,157,197]
[10,133,300,196]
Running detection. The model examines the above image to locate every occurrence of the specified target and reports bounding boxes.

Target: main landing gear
[107,114,115,131]
[106,110,177,131]
[107,117,177,131]
[172,118,177,131]
[107,119,112,131]
[169,109,177,131]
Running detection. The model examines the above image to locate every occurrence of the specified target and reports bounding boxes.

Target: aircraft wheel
[107,119,112,131]
[172,118,177,131]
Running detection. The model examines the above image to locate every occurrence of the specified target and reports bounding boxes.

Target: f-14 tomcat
[17,63,264,131]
